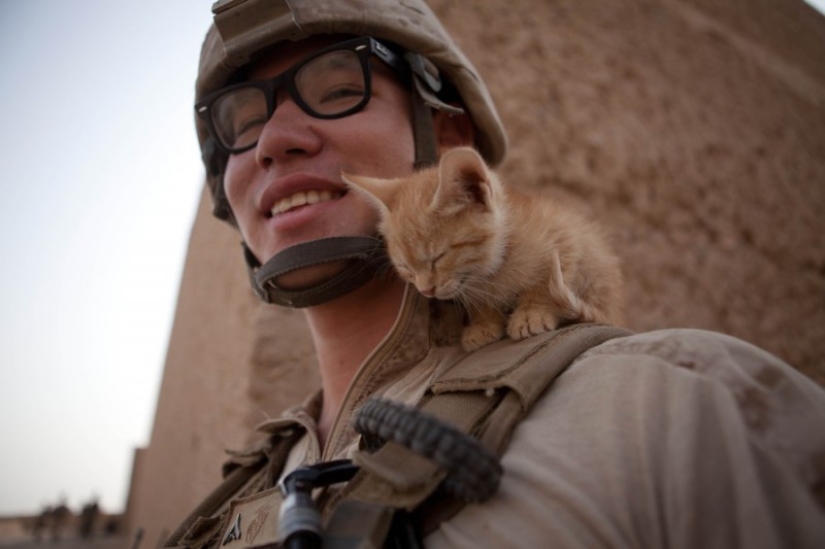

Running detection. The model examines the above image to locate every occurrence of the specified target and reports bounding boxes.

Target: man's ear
[433,109,475,154]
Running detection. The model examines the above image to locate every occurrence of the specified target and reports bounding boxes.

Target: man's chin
[273,261,349,291]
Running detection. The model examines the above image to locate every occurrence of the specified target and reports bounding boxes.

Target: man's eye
[319,85,364,104]
[234,116,266,139]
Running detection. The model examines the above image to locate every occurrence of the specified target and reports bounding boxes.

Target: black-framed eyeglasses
[195,36,409,155]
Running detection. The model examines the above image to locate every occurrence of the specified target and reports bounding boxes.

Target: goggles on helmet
[195,36,409,155]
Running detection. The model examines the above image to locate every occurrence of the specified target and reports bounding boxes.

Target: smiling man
[216,32,473,442]
[164,1,825,547]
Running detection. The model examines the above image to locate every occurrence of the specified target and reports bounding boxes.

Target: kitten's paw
[462,322,505,351]
[507,307,560,340]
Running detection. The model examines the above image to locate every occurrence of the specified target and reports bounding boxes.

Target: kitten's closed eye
[430,251,447,268]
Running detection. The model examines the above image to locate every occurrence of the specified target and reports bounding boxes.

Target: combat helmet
[195,0,508,307]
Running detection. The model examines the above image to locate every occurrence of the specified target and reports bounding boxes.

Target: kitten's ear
[434,147,495,211]
[341,172,399,213]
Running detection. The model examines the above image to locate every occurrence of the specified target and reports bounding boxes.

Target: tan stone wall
[126,0,825,543]
[450,0,825,381]
[124,190,273,545]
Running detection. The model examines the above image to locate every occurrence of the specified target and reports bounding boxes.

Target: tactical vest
[163,323,631,548]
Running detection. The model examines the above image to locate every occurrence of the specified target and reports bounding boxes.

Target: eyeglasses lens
[210,48,368,152]
[212,87,268,153]
[295,50,367,116]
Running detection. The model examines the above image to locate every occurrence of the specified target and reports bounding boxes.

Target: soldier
[166,0,825,547]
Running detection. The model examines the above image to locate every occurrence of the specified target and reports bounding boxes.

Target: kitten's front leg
[462,304,507,351]
[507,289,563,341]
[508,253,583,340]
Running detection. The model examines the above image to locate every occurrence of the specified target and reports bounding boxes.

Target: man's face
[223,37,416,289]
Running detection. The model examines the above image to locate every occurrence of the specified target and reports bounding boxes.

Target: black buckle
[277,460,360,548]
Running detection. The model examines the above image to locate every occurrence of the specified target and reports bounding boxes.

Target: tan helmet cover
[195,0,508,221]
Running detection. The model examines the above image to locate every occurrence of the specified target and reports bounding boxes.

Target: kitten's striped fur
[343,147,624,351]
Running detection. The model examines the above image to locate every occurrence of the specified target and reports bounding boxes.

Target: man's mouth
[270,189,345,216]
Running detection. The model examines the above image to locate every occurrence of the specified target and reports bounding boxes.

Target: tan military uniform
[171,286,825,548]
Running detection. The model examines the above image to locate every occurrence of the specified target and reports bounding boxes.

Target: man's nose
[254,98,323,168]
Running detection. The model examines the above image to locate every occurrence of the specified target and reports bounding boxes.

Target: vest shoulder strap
[333,323,632,537]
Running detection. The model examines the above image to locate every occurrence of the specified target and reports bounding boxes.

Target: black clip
[277,460,360,549]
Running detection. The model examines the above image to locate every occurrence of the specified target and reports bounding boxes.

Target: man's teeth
[271,190,341,216]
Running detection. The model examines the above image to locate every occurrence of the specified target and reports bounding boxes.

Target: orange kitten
[343,147,624,351]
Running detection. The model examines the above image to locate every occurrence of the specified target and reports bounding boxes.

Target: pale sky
[0,0,823,519]
[0,0,211,515]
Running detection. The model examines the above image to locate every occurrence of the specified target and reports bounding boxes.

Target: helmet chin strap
[243,71,442,308]
[243,237,389,308]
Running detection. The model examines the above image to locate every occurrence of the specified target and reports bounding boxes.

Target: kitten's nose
[420,286,436,298]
